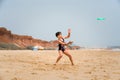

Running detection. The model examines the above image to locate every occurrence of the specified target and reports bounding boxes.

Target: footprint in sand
[31,72,38,75]
[85,71,92,74]
[11,77,22,80]
[6,70,9,73]
[11,77,18,80]
[60,75,69,80]
[62,76,69,79]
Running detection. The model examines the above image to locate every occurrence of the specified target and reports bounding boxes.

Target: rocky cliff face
[0,27,57,49]
[0,27,80,50]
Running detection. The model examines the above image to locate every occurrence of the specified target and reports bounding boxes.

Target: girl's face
[58,33,63,38]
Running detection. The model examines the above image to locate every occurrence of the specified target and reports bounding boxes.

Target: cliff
[0,27,57,49]
[0,27,80,50]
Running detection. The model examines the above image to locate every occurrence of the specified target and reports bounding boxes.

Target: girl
[55,29,74,65]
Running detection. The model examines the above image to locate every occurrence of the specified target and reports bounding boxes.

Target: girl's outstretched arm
[58,40,73,45]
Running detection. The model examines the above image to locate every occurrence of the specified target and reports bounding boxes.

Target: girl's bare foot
[54,63,57,65]
[72,63,74,66]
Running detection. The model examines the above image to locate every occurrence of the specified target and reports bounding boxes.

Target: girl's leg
[55,50,63,65]
[63,50,74,65]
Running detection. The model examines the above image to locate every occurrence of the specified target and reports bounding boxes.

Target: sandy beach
[0,50,120,80]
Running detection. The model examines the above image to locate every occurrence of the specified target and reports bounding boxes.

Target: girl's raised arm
[64,29,71,39]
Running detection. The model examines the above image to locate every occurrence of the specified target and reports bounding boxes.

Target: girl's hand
[68,28,71,33]
[68,41,73,45]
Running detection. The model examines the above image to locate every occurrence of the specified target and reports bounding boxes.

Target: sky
[0,0,120,48]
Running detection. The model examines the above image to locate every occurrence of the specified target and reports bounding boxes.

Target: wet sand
[0,50,120,80]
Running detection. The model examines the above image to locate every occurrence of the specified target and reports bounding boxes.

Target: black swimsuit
[58,38,65,52]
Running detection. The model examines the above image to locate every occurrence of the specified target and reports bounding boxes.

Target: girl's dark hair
[55,32,61,37]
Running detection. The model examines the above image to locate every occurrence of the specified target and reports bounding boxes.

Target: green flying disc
[97,18,105,21]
